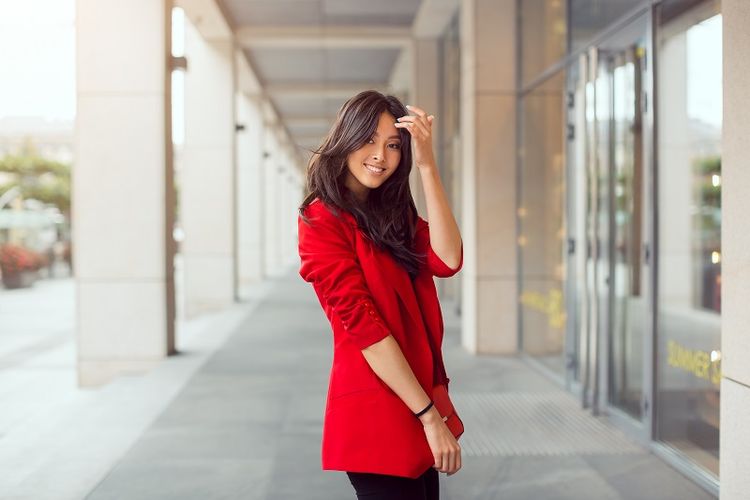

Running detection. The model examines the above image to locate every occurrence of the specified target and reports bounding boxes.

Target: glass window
[656,4,722,477]
[521,0,567,86]
[569,0,645,52]
[519,71,566,375]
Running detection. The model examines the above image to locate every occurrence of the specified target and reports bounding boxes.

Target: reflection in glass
[656,8,722,477]
[569,0,644,52]
[519,71,566,375]
[608,45,646,420]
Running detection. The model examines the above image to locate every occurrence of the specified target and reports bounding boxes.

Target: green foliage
[692,155,721,235]
[693,155,721,176]
[0,143,71,213]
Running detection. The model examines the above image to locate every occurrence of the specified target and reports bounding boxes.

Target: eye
[388,143,401,150]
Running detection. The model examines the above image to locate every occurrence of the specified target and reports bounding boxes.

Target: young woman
[297,90,463,500]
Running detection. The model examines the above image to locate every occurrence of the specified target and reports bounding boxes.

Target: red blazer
[297,197,463,479]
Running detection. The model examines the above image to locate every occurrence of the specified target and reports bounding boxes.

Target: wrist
[418,406,443,426]
[417,161,438,173]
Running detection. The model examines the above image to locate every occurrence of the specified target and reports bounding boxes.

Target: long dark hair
[298,90,424,279]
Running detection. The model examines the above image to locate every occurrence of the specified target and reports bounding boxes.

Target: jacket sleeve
[415,216,463,278]
[298,203,392,350]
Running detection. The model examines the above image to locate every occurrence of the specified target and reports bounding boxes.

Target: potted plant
[0,244,42,289]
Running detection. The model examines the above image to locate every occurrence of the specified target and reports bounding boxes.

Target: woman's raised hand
[419,407,462,475]
[395,104,436,170]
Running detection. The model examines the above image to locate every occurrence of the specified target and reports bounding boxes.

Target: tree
[0,141,71,214]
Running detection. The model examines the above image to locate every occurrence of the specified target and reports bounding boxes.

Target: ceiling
[221,0,424,154]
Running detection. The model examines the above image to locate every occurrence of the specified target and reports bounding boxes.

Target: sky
[0,0,76,121]
[687,14,722,130]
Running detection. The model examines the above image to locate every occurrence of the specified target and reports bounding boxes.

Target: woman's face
[344,111,402,202]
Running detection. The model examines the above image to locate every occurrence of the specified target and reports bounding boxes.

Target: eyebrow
[373,132,401,140]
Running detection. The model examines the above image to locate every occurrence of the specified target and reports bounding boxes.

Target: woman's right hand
[420,407,462,475]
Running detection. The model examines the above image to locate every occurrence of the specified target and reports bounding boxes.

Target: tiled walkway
[84,271,713,500]
[1,270,715,499]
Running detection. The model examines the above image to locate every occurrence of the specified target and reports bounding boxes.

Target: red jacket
[297,197,463,478]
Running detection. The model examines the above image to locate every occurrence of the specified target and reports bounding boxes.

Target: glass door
[608,45,647,420]
[566,13,653,433]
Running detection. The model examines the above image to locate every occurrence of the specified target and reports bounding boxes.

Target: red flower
[0,244,43,274]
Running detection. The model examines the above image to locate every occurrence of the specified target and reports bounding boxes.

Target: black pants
[346,465,439,500]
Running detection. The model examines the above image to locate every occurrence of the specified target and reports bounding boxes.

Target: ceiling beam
[266,83,390,99]
[236,25,411,49]
[176,0,232,41]
[412,0,460,38]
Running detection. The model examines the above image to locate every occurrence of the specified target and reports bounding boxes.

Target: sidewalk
[1,270,714,499]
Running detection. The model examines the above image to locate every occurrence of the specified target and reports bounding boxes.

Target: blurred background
[0,0,746,499]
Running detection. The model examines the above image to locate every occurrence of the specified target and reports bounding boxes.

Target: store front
[517,0,721,493]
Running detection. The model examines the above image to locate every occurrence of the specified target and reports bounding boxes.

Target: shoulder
[300,198,356,232]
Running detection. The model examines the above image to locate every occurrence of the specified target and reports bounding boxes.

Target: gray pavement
[80,270,715,500]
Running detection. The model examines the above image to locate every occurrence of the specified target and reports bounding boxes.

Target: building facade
[511,0,723,493]
[74,0,750,497]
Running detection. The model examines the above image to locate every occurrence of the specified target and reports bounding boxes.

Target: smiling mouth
[364,163,386,174]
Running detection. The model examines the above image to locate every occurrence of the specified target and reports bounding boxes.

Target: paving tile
[85,459,273,500]
[83,271,716,500]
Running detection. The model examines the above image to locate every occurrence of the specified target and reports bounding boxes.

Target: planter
[2,269,37,289]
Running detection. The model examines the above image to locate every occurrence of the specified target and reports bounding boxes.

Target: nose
[372,145,384,162]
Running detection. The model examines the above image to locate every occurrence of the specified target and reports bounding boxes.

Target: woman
[297,90,463,500]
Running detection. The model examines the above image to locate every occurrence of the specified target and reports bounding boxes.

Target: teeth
[365,164,385,173]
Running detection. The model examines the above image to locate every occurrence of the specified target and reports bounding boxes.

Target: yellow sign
[520,289,566,329]
[666,340,721,387]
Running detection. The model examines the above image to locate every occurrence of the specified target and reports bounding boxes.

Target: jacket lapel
[385,257,425,334]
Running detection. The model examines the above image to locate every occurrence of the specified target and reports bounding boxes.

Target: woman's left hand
[395,104,436,170]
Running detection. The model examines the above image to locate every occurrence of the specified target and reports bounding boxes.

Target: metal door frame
[564,10,655,444]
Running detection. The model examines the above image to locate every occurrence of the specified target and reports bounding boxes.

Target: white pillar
[460,0,518,354]
[74,0,174,386]
[282,154,303,268]
[410,38,441,217]
[181,20,236,315]
[280,146,293,269]
[263,127,284,276]
[280,154,293,267]
[235,92,265,298]
[411,35,462,304]
[722,2,750,497]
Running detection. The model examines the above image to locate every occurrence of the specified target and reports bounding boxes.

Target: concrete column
[460,0,518,354]
[262,126,276,276]
[281,148,298,269]
[412,35,461,304]
[235,91,264,298]
[277,146,289,269]
[280,153,295,267]
[721,1,750,497]
[181,20,236,315]
[74,0,174,386]
[410,38,441,217]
